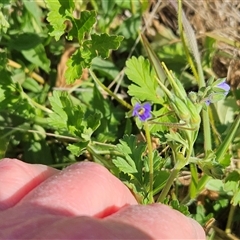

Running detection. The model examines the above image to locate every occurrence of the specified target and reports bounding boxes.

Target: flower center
[138,107,145,116]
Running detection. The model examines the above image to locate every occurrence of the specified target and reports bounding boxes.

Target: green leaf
[219,153,231,167]
[101,0,116,15]
[112,135,146,175]
[21,44,50,73]
[189,163,198,199]
[91,57,119,79]
[224,171,240,206]
[115,15,141,39]
[126,56,163,103]
[65,33,123,84]
[46,1,123,85]
[232,191,240,206]
[153,170,169,195]
[65,49,88,84]
[48,91,101,142]
[170,199,190,216]
[85,33,124,59]
[225,171,240,183]
[205,179,225,193]
[68,11,96,41]
[193,205,214,226]
[0,50,7,70]
[149,107,177,134]
[45,0,74,40]
[23,1,42,31]
[48,91,68,130]
[0,133,10,158]
[214,97,238,125]
[8,33,42,51]
[22,78,42,93]
[0,69,36,119]
[216,114,240,163]
[90,85,125,142]
[82,112,102,135]
[0,11,10,34]
[67,142,89,156]
[113,156,138,174]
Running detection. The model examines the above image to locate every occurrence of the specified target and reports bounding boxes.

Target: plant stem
[144,121,154,203]
[225,204,236,234]
[89,69,132,110]
[8,59,45,84]
[216,114,240,161]
[89,142,125,157]
[87,145,117,170]
[0,127,79,141]
[202,109,212,153]
[157,168,179,203]
[21,91,53,114]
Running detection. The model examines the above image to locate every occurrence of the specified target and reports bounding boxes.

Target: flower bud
[206,76,215,86]
[188,91,197,104]
[186,98,201,125]
[171,96,191,122]
[171,75,187,99]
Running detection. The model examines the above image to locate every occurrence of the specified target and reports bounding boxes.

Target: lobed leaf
[45,0,69,40]
[126,56,163,103]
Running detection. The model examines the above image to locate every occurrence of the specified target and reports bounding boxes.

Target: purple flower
[205,80,230,106]
[217,81,230,95]
[205,99,211,106]
[132,102,152,121]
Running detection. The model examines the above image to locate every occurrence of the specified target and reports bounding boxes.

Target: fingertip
[187,216,206,239]
[0,158,58,210]
[107,203,206,239]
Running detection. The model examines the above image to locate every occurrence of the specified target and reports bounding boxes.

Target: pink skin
[0,158,206,239]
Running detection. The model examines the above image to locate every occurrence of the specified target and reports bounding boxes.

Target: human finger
[0,158,58,210]
[106,203,206,239]
[0,204,205,239]
[17,161,137,217]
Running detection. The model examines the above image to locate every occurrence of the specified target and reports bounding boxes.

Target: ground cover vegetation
[1,0,240,238]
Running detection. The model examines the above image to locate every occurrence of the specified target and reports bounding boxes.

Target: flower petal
[217,81,230,95]
[132,102,152,121]
[132,103,141,117]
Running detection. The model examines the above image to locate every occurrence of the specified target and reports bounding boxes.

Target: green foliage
[48,91,101,156]
[170,199,190,216]
[113,135,145,174]
[125,56,163,104]
[224,171,240,206]
[65,34,123,83]
[45,0,75,41]
[192,205,214,226]
[112,135,168,203]
[45,0,123,84]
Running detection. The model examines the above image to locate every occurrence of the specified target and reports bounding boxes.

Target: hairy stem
[225,204,236,234]
[144,121,154,203]
[157,168,179,203]
[90,69,132,110]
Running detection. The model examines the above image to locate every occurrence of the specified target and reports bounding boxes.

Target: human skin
[0,158,206,239]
